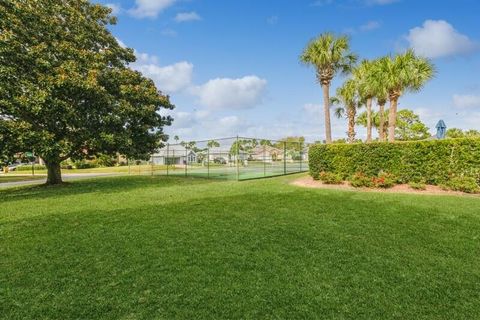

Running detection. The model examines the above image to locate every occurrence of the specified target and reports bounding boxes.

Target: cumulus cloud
[365,0,399,5]
[129,0,176,18]
[192,76,267,109]
[174,11,201,22]
[131,52,193,93]
[406,20,478,58]
[453,94,480,109]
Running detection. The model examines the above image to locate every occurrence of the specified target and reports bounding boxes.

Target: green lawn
[1,175,479,319]
[22,164,167,175]
[0,175,44,183]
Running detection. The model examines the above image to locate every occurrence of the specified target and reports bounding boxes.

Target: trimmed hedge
[309,138,480,185]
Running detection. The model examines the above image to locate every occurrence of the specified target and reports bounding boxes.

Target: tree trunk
[378,102,386,142]
[46,160,63,185]
[366,98,373,143]
[322,83,332,144]
[347,105,356,143]
[388,97,398,142]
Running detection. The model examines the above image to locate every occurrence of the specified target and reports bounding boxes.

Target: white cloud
[161,29,178,37]
[406,20,478,58]
[131,52,193,93]
[129,0,177,18]
[106,3,122,15]
[365,0,399,5]
[174,11,201,22]
[360,20,381,32]
[192,76,267,110]
[453,94,480,109]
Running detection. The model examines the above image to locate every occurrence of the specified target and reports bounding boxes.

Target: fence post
[263,144,266,177]
[150,155,154,176]
[236,135,240,181]
[283,141,287,175]
[166,143,169,176]
[185,147,187,177]
[299,142,303,172]
[207,147,210,179]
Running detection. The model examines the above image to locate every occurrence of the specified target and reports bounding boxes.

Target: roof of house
[153,145,196,157]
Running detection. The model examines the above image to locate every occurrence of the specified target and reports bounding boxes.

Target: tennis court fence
[148,136,309,181]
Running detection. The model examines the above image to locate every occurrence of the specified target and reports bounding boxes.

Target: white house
[152,145,197,165]
[207,147,248,163]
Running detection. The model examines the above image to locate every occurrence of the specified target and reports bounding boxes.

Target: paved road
[0,173,123,189]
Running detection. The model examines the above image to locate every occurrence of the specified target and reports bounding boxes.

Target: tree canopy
[0,1,174,183]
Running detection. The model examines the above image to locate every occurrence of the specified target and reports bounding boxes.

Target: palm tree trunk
[378,102,386,141]
[387,97,398,142]
[366,98,372,143]
[322,83,332,144]
[347,105,356,143]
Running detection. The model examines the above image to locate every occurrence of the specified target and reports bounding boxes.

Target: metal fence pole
[300,142,303,172]
[185,147,187,177]
[207,147,210,179]
[236,135,240,181]
[166,143,169,176]
[263,144,266,177]
[150,155,154,176]
[283,141,287,175]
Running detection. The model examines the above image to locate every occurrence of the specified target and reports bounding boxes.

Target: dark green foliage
[319,171,343,184]
[446,177,479,194]
[309,139,480,185]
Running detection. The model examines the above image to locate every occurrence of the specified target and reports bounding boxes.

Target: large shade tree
[0,1,174,184]
[378,50,435,142]
[300,33,357,144]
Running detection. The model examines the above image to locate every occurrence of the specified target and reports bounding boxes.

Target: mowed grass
[0,175,45,183]
[1,175,479,319]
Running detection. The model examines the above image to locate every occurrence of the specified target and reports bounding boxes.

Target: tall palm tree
[300,33,357,143]
[379,50,435,142]
[332,79,360,143]
[353,60,376,142]
[370,58,390,141]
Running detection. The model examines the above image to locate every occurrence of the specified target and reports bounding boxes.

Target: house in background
[207,147,248,164]
[152,145,197,165]
[250,145,291,162]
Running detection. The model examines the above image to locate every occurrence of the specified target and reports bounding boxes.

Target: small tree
[0,1,174,184]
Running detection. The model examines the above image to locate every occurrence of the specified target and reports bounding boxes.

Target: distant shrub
[350,172,373,188]
[409,182,427,190]
[309,138,480,185]
[319,172,343,184]
[73,160,98,169]
[16,164,46,171]
[446,176,479,194]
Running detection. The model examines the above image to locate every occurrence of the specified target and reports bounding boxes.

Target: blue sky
[98,0,480,141]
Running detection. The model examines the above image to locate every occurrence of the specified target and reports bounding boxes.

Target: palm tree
[332,79,360,143]
[173,135,179,143]
[353,60,376,142]
[300,33,357,143]
[379,50,435,142]
[370,58,390,141]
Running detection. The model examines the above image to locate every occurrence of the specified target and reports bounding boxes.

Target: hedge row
[308,138,480,185]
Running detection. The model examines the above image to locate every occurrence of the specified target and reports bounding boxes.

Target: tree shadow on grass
[0,175,217,203]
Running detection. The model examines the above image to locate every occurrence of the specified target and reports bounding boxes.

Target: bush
[409,182,427,190]
[319,172,343,184]
[446,176,479,194]
[15,164,46,171]
[73,160,98,169]
[309,138,480,185]
[350,172,373,188]
[373,172,397,188]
